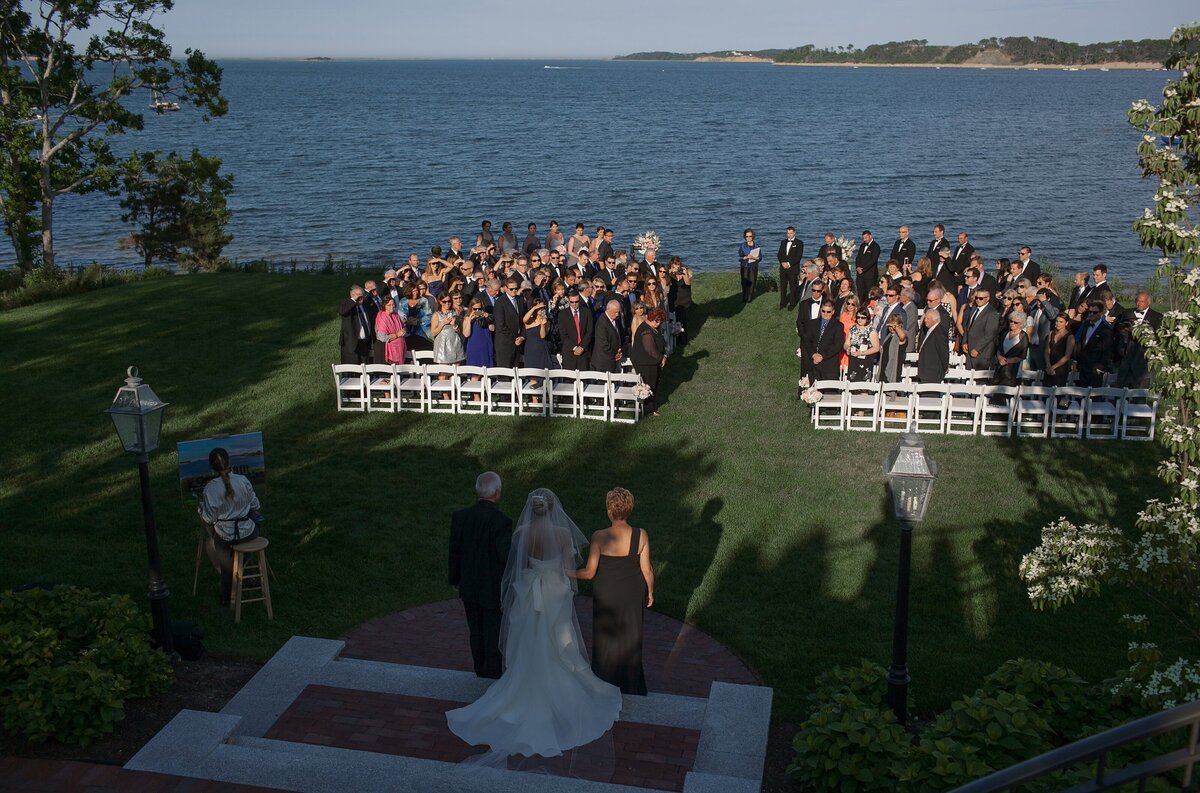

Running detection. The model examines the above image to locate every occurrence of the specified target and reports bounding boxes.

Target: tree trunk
[40,162,54,270]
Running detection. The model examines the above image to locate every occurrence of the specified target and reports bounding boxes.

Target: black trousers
[674,305,689,347]
[740,263,758,302]
[635,363,660,413]
[856,269,877,303]
[462,600,503,679]
[778,265,800,308]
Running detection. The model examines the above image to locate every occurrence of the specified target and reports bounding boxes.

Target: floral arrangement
[800,385,823,404]
[632,230,662,255]
[834,235,858,259]
[632,383,653,401]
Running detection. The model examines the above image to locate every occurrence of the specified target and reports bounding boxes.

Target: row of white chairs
[332,363,645,423]
[808,381,1159,440]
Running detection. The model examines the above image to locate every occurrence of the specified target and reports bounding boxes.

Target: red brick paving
[341,596,757,698]
[264,684,700,792]
[0,756,285,793]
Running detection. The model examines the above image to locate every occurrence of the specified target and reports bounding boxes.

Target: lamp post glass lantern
[882,433,937,725]
[106,366,174,657]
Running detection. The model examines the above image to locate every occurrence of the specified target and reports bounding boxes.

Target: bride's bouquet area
[632,230,662,255]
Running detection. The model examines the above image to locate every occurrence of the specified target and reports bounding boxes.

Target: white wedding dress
[446,490,621,760]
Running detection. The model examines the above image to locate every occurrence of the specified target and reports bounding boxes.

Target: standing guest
[641,276,665,311]
[339,285,374,364]
[521,299,554,372]
[1013,246,1041,284]
[1026,289,1054,371]
[669,260,693,348]
[497,222,518,255]
[431,294,466,366]
[933,246,960,294]
[957,268,984,316]
[629,302,649,341]
[463,298,495,370]
[970,253,999,293]
[890,225,917,271]
[878,314,908,383]
[373,295,407,366]
[925,224,950,270]
[546,278,569,356]
[558,289,594,370]
[1067,271,1091,317]
[544,220,564,252]
[796,279,827,382]
[808,302,844,382]
[738,228,761,303]
[475,220,495,249]
[909,257,933,301]
[494,278,525,367]
[1091,264,1114,300]
[833,278,856,314]
[1035,274,1063,313]
[640,247,662,280]
[777,226,804,309]
[1076,300,1115,387]
[951,231,975,276]
[994,258,1015,294]
[796,261,821,304]
[363,280,384,313]
[961,289,999,376]
[521,223,541,256]
[574,487,653,696]
[592,300,624,372]
[917,309,950,384]
[597,229,616,262]
[400,285,433,352]
[845,308,881,382]
[817,232,842,263]
[568,223,590,266]
[1116,291,1163,388]
[837,296,860,371]
[448,472,513,680]
[854,230,881,302]
[899,287,920,352]
[477,278,501,315]
[198,448,263,607]
[1044,313,1076,388]
[996,312,1030,386]
[590,225,606,259]
[873,284,903,339]
[631,308,668,416]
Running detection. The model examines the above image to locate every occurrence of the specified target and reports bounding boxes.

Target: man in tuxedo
[1089,264,1114,303]
[1013,246,1040,284]
[591,300,624,372]
[641,247,662,280]
[1067,271,1090,317]
[952,232,975,275]
[917,309,950,384]
[448,472,512,679]
[932,246,960,293]
[961,288,999,375]
[795,279,827,381]
[338,285,374,364]
[777,226,804,310]
[854,230,880,302]
[558,289,594,370]
[806,302,844,382]
[598,255,621,288]
[1116,292,1162,388]
[1076,301,1115,387]
[494,278,525,367]
[891,225,917,271]
[817,233,842,263]
[925,224,950,270]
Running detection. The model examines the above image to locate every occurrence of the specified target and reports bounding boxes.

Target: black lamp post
[882,433,937,726]
[105,366,175,657]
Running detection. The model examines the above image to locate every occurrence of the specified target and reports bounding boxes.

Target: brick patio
[0,756,284,793]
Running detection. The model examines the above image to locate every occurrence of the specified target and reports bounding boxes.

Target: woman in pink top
[374,295,407,365]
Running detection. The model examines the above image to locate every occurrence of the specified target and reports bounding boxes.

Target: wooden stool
[230,537,273,623]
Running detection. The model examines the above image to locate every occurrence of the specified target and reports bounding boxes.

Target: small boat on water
[149,89,180,112]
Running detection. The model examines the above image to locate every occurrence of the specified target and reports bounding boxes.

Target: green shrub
[0,587,173,746]
[979,659,1097,742]
[899,737,993,793]
[787,699,911,793]
[924,691,1053,770]
[806,660,912,712]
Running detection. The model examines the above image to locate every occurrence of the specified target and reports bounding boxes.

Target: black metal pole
[886,518,913,725]
[138,454,176,658]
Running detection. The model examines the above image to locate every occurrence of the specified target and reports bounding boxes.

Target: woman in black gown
[574,487,654,695]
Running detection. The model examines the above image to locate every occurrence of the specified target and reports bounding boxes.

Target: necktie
[572,310,580,343]
[357,305,368,340]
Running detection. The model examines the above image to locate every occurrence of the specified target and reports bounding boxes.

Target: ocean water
[41,59,1170,280]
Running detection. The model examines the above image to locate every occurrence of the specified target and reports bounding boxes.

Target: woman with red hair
[630,307,667,416]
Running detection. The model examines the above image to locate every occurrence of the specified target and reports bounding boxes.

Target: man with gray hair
[449,472,512,679]
[591,299,624,372]
[899,287,920,352]
[338,284,373,364]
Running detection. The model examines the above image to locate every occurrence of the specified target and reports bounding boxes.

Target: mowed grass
[0,272,1169,720]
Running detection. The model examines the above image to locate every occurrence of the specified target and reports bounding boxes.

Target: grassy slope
[0,272,1168,720]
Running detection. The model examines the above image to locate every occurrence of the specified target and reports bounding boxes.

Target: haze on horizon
[157,0,1195,60]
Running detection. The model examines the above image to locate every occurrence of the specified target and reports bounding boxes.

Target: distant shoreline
[618,57,1164,70]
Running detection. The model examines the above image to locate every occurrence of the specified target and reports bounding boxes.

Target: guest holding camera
[521,299,554,371]
[462,297,495,371]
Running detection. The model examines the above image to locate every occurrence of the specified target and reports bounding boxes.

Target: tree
[116,149,232,269]
[0,1,227,271]
[1020,24,1200,711]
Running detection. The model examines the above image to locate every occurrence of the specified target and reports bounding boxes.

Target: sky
[153,0,1196,59]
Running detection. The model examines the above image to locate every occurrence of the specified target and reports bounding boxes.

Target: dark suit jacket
[448,500,512,610]
[796,297,824,342]
[1014,260,1041,284]
[1118,307,1163,334]
[902,302,920,352]
[932,258,960,293]
[557,306,594,368]
[978,273,999,294]
[598,266,621,289]
[925,237,950,267]
[1075,320,1114,374]
[591,315,623,372]
[809,318,844,380]
[817,242,843,262]
[494,294,524,351]
[597,240,614,262]
[891,238,917,268]
[917,322,950,383]
[951,242,975,273]
[962,304,1000,369]
[854,240,880,279]
[339,298,373,360]
[777,238,804,266]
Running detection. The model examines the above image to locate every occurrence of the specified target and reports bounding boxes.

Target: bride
[446,488,622,760]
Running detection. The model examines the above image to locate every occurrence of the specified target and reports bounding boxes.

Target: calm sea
[43,59,1170,281]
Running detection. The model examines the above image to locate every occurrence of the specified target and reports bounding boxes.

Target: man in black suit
[891,225,917,271]
[817,232,842,263]
[1013,246,1041,284]
[1066,271,1090,317]
[917,309,950,383]
[932,246,960,294]
[448,472,512,679]
[493,278,525,367]
[558,289,594,370]
[969,254,998,294]
[777,226,804,310]
[591,300,624,372]
[961,288,999,375]
[1116,292,1162,388]
[597,229,615,263]
[925,224,950,270]
[805,301,844,382]
[854,230,880,302]
[795,279,828,382]
[338,285,374,364]
[598,255,621,289]
[951,232,975,276]
[1075,301,1115,387]
[640,247,662,281]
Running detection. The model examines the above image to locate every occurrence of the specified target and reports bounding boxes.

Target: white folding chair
[811,379,847,430]
[393,364,426,413]
[980,385,1018,437]
[1016,386,1053,437]
[364,364,396,413]
[944,367,971,384]
[948,353,967,368]
[516,368,549,417]
[411,350,435,366]
[609,372,644,424]
[845,382,881,431]
[424,364,458,413]
[1016,365,1043,385]
[485,367,518,415]
[901,365,918,383]
[332,364,366,412]
[946,383,983,435]
[904,352,919,364]
[1050,386,1087,439]
[878,382,915,432]
[1120,389,1160,441]
[456,365,488,414]
[578,371,611,421]
[1084,387,1124,440]
[913,384,948,434]
[548,369,582,418]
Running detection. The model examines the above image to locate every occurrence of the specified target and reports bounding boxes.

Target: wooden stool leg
[232,549,243,624]
[193,535,204,596]
[258,550,273,620]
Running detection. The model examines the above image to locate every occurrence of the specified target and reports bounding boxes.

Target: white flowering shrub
[1021,24,1200,713]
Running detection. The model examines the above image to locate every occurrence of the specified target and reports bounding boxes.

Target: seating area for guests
[333,356,646,423]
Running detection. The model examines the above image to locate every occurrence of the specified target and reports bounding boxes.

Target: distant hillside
[616,37,1173,66]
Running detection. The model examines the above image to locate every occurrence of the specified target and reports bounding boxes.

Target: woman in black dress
[1043,313,1075,388]
[631,308,667,416]
[574,487,654,696]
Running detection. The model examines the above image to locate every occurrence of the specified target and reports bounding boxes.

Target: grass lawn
[0,271,1171,721]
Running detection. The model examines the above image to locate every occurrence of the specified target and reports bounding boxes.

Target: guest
[845,308,881,382]
[558,288,593,370]
[1044,313,1076,388]
[574,487,653,696]
[463,298,495,370]
[629,301,649,340]
[808,302,844,381]
[899,287,920,353]
[878,314,908,382]
[520,223,541,256]
[338,285,374,364]
[431,294,466,366]
[198,448,263,607]
[796,279,828,382]
[909,257,932,301]
[837,296,860,371]
[521,299,554,374]
[597,229,616,262]
[494,277,525,367]
[738,228,761,303]
[642,277,665,311]
[373,295,407,366]
[890,225,917,270]
[777,226,804,309]
[1013,246,1041,283]
[497,222,518,255]
[1116,291,1162,388]
[996,312,1030,386]
[1075,300,1115,387]
[591,300,624,373]
[833,278,855,314]
[1067,271,1091,318]
[917,308,950,384]
[474,220,494,250]
[961,288,999,376]
[544,220,564,253]
[568,223,590,266]
[400,285,433,352]
[631,308,668,416]
[854,230,881,302]
[669,260,693,348]
[448,472,512,679]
